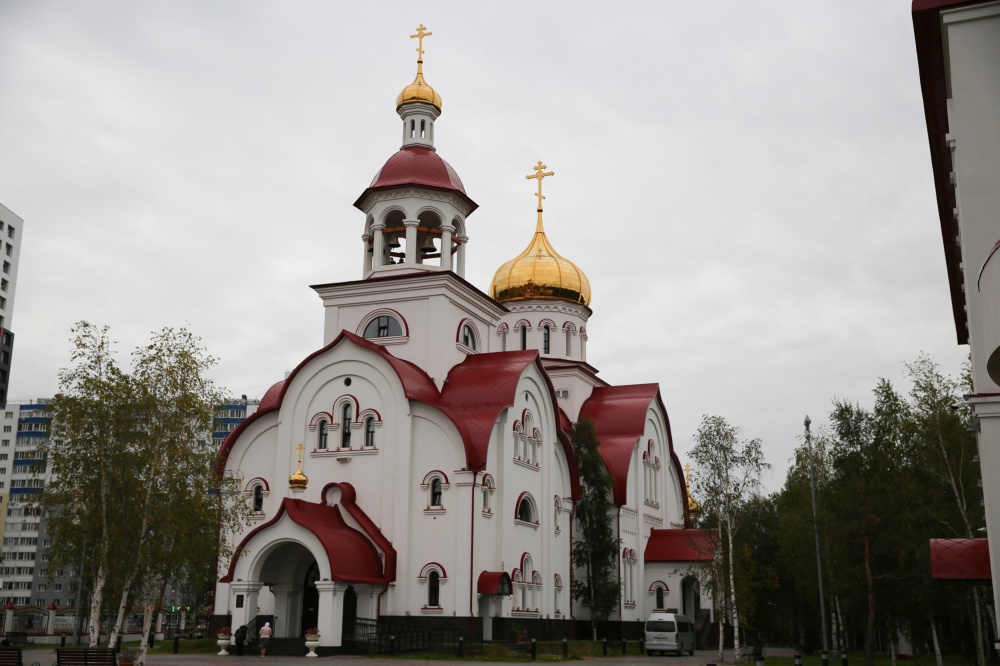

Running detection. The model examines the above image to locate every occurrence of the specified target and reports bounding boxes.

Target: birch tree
[689,415,769,662]
[41,322,247,661]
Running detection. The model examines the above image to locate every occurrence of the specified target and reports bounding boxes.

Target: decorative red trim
[418,562,448,580]
[648,580,669,592]
[421,470,450,486]
[244,477,270,493]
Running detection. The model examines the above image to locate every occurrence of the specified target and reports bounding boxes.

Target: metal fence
[354,617,483,655]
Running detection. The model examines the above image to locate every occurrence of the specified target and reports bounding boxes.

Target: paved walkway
[26,647,795,665]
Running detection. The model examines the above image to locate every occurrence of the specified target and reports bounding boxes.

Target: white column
[46,605,57,634]
[441,224,454,272]
[271,584,301,638]
[315,581,344,647]
[231,582,263,629]
[371,223,385,272]
[361,234,372,275]
[404,220,419,266]
[457,236,468,277]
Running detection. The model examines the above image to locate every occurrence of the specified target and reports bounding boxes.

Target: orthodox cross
[411,24,432,60]
[295,442,305,466]
[526,161,554,212]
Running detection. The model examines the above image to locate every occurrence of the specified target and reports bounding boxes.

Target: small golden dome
[289,443,308,489]
[289,468,308,490]
[396,69,442,111]
[396,24,441,111]
[490,226,591,306]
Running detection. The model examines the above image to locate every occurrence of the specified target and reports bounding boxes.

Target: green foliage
[39,321,250,643]
[569,419,620,634]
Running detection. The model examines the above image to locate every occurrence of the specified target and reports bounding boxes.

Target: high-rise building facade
[0,204,23,408]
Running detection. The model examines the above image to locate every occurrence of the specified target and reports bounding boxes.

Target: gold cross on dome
[410,24,432,59]
[296,442,305,464]
[526,161,554,212]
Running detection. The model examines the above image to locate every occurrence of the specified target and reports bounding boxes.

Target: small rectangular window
[6,227,13,239]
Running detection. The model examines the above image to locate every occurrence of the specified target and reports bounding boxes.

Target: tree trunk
[929,615,943,666]
[137,579,168,666]
[726,515,741,662]
[835,595,846,655]
[88,562,108,648]
[863,531,876,666]
[973,588,986,666]
[108,569,137,648]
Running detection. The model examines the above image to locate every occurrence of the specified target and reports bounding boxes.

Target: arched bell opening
[381,210,407,266]
[415,210,443,266]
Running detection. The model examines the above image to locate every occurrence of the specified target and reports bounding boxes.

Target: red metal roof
[353,146,477,212]
[645,529,717,563]
[477,571,513,595]
[578,384,664,505]
[929,538,992,581]
[221,497,387,584]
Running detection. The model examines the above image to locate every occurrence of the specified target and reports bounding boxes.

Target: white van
[644,611,696,656]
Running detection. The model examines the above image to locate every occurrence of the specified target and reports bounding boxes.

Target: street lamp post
[805,415,829,666]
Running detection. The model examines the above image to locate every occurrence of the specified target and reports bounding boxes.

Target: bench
[0,646,40,666]
[54,648,117,666]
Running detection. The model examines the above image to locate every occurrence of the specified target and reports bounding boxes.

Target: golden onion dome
[396,69,442,111]
[289,443,308,489]
[396,24,442,111]
[490,225,592,306]
[491,162,591,307]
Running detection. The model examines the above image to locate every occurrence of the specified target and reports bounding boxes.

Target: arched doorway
[301,562,319,634]
[342,586,357,639]
[255,541,318,637]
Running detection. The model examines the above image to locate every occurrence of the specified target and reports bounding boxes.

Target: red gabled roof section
[578,384,663,505]
[354,146,477,213]
[220,497,387,585]
[930,538,992,581]
[645,529,717,563]
[322,482,397,582]
[216,331,439,471]
[439,351,548,470]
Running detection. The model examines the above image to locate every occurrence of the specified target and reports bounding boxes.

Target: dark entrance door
[301,562,319,634]
[342,585,357,639]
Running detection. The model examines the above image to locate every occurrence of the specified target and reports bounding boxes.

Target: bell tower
[353,25,478,280]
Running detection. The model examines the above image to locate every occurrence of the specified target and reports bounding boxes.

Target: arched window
[340,403,352,449]
[430,478,443,507]
[317,419,328,450]
[520,326,527,350]
[543,325,550,354]
[364,417,375,448]
[565,327,572,356]
[656,586,665,610]
[461,324,476,350]
[516,494,536,524]
[253,485,264,513]
[554,574,563,614]
[553,497,562,532]
[363,315,403,339]
[481,475,495,515]
[428,571,440,607]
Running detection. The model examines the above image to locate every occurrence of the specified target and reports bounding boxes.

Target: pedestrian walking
[258,621,271,658]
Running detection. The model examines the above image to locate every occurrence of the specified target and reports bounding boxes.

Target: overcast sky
[0,1,967,491]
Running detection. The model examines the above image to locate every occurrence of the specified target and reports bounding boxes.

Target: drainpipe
[376,587,387,622]
[617,506,623,637]
[469,466,484,630]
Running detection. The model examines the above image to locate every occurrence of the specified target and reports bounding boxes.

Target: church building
[213,26,714,648]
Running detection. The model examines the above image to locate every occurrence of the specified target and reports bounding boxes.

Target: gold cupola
[396,24,442,111]
[289,443,308,490]
[491,162,592,306]
[684,464,701,517]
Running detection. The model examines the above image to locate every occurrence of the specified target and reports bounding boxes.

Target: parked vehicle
[644,611,696,656]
